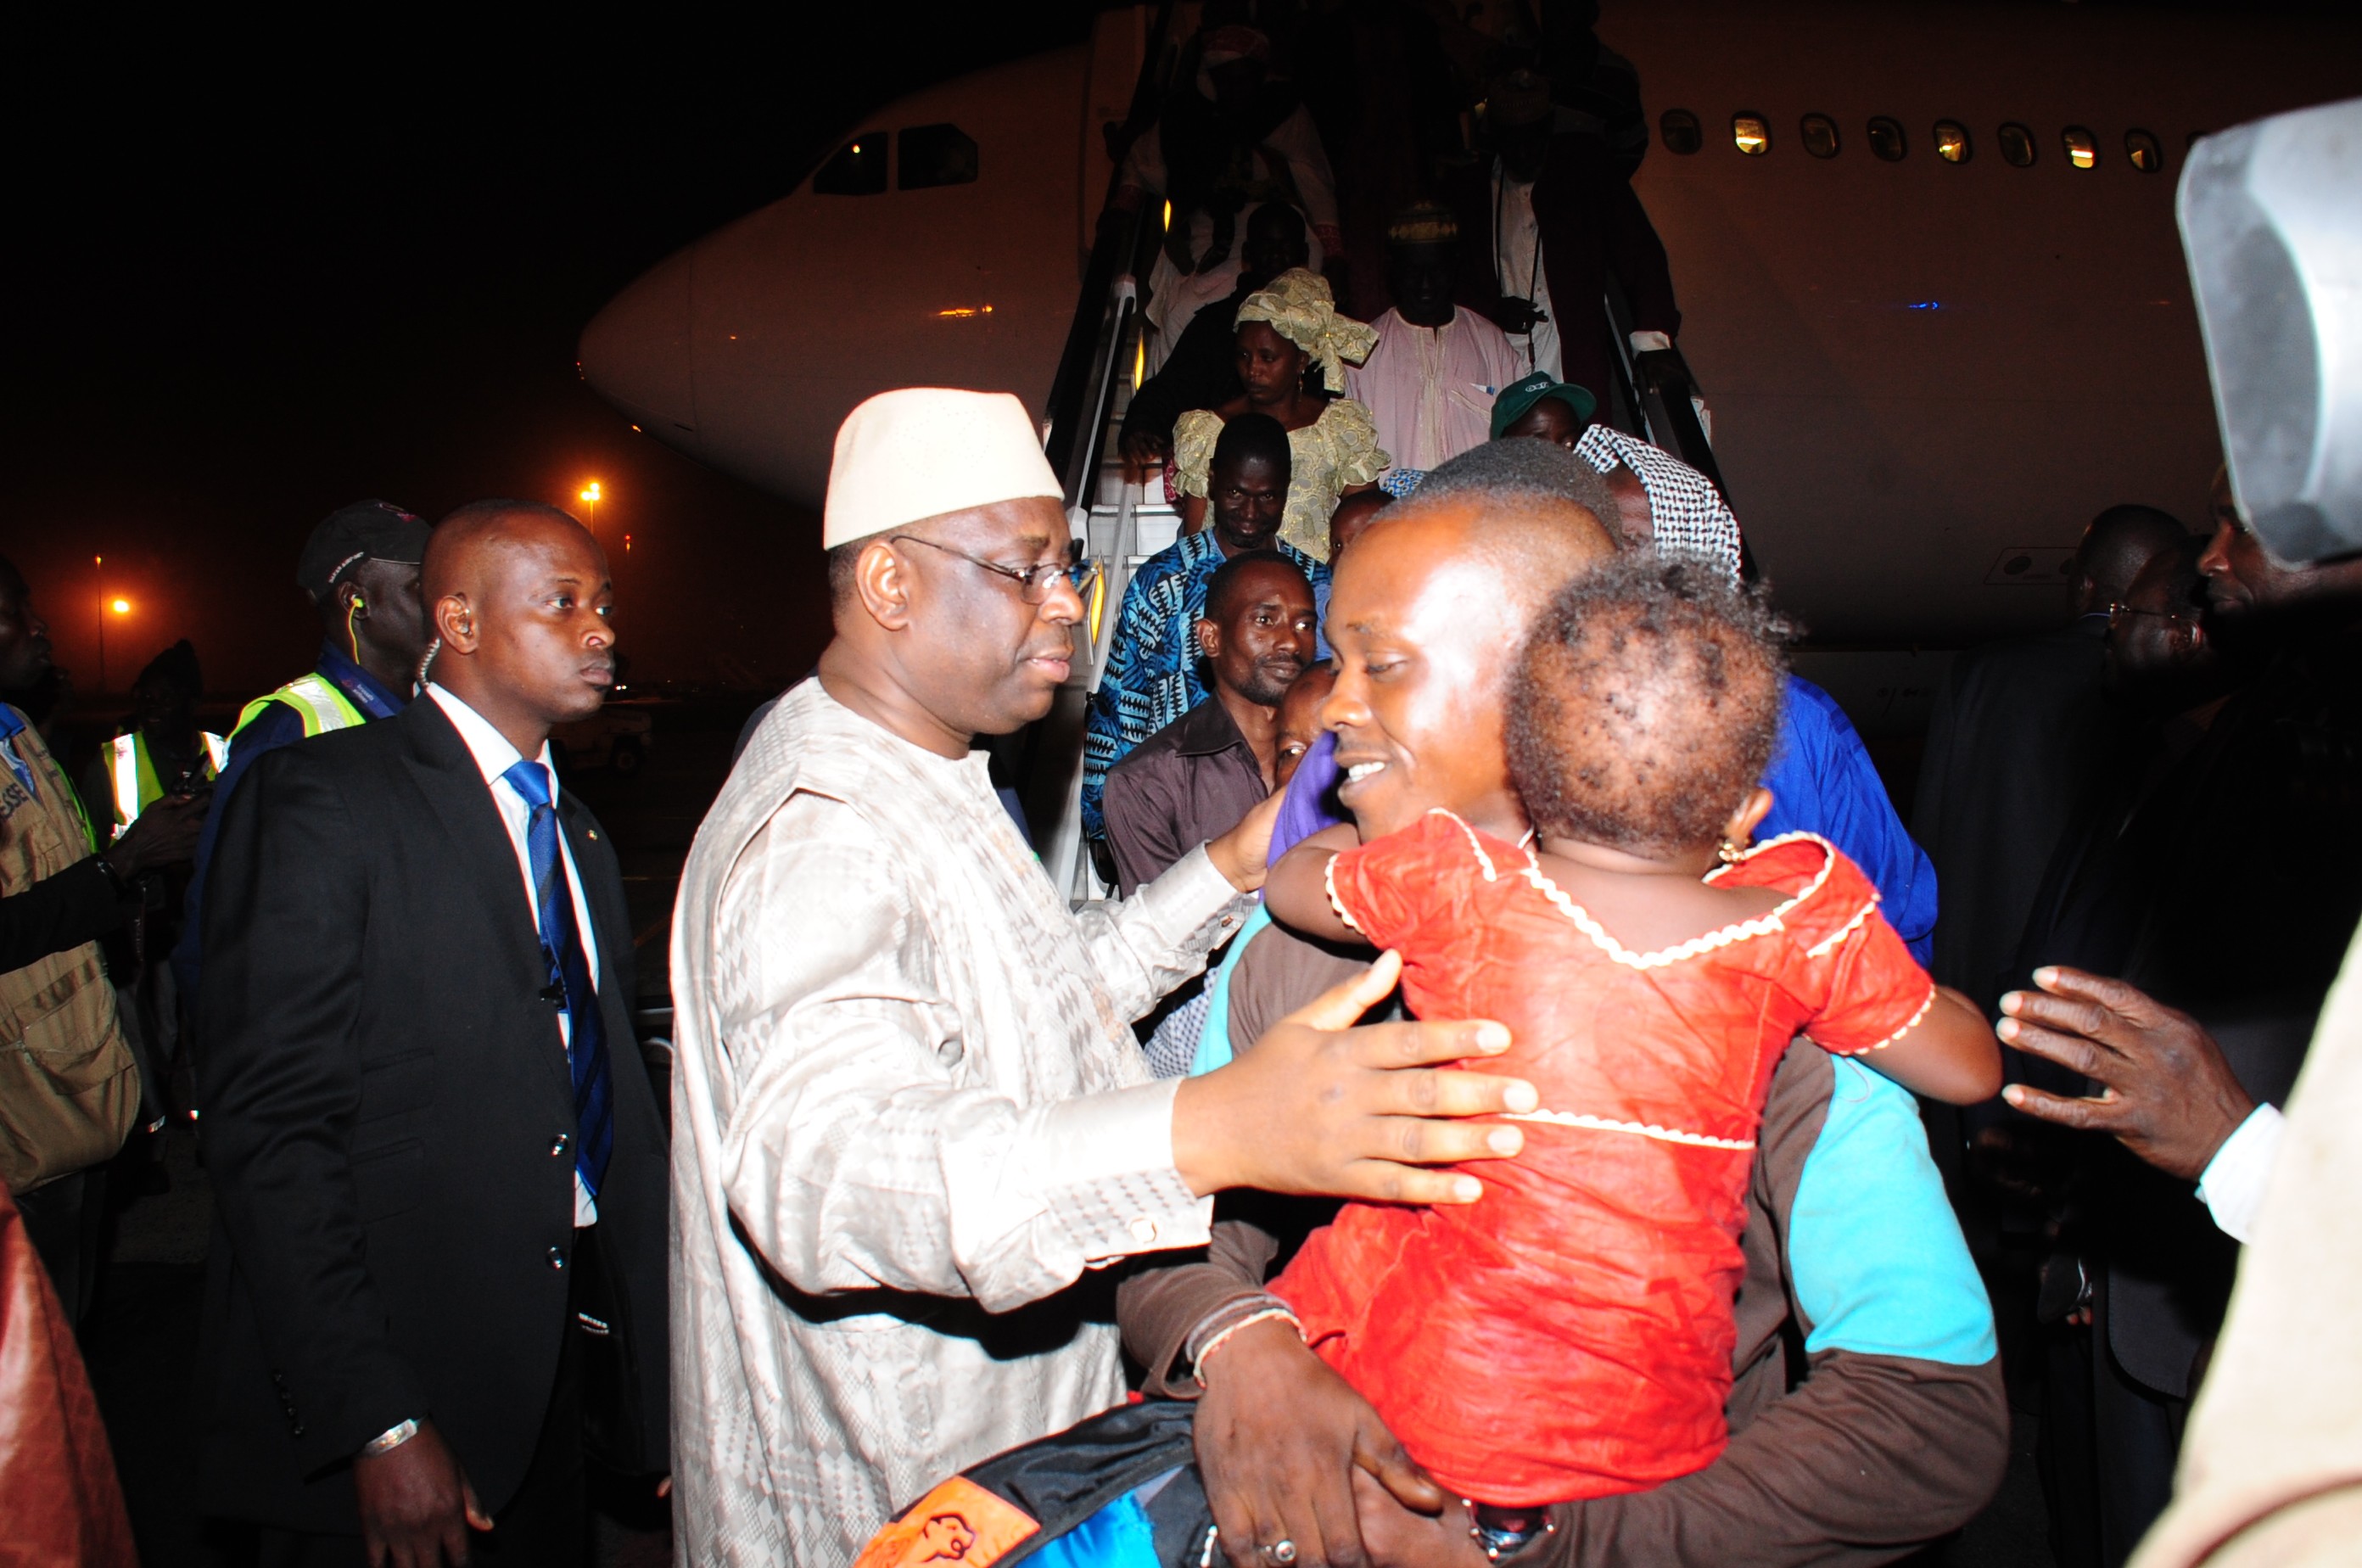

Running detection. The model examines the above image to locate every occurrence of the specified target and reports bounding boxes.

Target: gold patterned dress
[1173,398,1389,562]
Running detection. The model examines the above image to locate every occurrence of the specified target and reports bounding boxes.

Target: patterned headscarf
[1234,268,1379,395]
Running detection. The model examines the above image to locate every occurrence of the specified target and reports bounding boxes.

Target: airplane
[578,1,2362,719]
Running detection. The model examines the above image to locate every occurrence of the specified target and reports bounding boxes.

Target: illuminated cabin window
[1866,117,1907,161]
[1732,113,1772,155]
[814,132,889,195]
[1934,120,1972,163]
[1799,114,1840,158]
[2063,126,2099,170]
[1998,122,2038,167]
[2125,128,2163,172]
[899,123,980,190]
[1661,109,1702,154]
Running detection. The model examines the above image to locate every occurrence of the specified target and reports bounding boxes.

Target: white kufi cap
[823,388,1064,547]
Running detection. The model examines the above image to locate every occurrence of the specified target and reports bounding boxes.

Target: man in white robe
[668,389,1536,1568]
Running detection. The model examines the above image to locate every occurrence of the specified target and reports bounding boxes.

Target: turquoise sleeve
[1791,1058,1997,1364]
[1189,903,1273,1077]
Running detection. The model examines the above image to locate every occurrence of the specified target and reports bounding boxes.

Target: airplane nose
[579,246,697,433]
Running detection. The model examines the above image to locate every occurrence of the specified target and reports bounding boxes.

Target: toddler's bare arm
[1263,824,1363,943]
[1858,987,2002,1105]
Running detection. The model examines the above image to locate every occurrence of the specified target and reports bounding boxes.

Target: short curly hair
[1508,552,1792,855]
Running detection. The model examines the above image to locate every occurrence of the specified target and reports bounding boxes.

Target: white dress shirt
[668,679,1248,1568]
[1492,160,1562,379]
[428,684,600,1225]
[2197,1103,2285,1246]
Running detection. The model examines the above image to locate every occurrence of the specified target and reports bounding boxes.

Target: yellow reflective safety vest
[232,671,367,744]
[104,728,228,840]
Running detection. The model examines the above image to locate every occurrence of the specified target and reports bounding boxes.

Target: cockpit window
[1800,114,1840,159]
[1867,117,1907,161]
[899,123,980,191]
[1934,121,1972,164]
[1732,113,1772,156]
[2124,129,2163,173]
[2063,126,2099,171]
[1998,122,2038,167]
[1660,109,1702,155]
[814,132,889,195]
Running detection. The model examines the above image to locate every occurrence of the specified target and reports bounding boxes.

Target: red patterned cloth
[1272,810,1935,1504]
[0,1183,136,1566]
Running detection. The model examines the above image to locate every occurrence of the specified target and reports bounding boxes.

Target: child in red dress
[1264,555,2000,1507]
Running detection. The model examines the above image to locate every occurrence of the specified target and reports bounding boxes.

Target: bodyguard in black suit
[198,501,667,1566]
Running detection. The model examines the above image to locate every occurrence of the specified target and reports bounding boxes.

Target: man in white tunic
[669,389,1536,1568]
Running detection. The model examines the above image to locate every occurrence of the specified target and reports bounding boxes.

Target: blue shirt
[1080,531,1327,838]
[171,645,408,1005]
[1760,675,1938,965]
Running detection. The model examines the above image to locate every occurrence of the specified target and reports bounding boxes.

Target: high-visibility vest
[105,729,228,840]
[231,672,367,744]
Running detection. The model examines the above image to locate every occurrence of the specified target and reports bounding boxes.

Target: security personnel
[94,640,227,839]
[171,500,433,1010]
[0,554,154,1324]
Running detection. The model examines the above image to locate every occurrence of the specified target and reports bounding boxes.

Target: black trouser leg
[15,1165,108,1326]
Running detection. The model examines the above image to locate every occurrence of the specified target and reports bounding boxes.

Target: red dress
[1270,811,1936,1504]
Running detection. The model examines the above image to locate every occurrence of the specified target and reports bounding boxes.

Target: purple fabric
[1270,730,1349,866]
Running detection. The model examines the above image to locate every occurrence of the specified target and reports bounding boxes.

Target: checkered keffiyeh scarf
[1575,425,1745,581]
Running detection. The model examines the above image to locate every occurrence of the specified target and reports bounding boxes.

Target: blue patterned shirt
[1082,531,1328,838]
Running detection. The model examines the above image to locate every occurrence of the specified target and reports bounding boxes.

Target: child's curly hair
[1507,552,1794,855]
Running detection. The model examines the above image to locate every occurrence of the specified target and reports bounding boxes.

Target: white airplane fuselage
[579,2,2362,646]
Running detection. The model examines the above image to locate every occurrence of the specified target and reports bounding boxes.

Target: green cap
[1490,371,1599,440]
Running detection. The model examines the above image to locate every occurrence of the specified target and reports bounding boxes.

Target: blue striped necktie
[500,759,613,1201]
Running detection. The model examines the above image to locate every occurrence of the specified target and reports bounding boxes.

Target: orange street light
[579,480,602,529]
[111,598,131,614]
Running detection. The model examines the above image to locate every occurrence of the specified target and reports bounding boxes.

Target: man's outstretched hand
[1196,1319,1446,1568]
[353,1420,492,1568]
[104,791,206,877]
[1171,950,1535,1204]
[1997,966,2254,1181]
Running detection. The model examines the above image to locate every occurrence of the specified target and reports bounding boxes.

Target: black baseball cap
[297,500,431,603]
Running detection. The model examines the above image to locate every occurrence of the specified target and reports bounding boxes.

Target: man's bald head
[2073,505,2190,613]
[1321,490,1615,839]
[423,500,590,601]
[423,499,615,750]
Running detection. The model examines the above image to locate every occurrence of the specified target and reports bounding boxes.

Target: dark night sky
[3,7,1101,696]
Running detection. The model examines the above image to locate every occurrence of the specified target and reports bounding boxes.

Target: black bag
[854,1400,1216,1568]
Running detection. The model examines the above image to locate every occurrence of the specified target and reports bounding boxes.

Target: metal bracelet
[361,1419,420,1459]
[1464,1501,1556,1564]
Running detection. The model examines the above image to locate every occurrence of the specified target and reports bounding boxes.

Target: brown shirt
[1102,697,1268,899]
[1117,919,2010,1567]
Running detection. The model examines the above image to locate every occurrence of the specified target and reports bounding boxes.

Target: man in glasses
[1082,412,1328,844]
[668,389,1538,1568]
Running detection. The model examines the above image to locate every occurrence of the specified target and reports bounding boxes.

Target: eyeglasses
[891,535,1098,604]
[2107,601,2202,631]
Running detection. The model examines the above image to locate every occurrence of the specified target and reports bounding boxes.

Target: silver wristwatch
[361,1418,420,1459]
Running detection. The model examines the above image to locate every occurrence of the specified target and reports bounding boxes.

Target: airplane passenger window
[1732,114,1771,155]
[899,123,980,191]
[1800,115,1840,159]
[1661,109,1702,154]
[1934,120,1972,163]
[2063,126,2099,170]
[814,132,889,195]
[2124,128,2163,173]
[1998,122,2038,167]
[1866,117,1907,161]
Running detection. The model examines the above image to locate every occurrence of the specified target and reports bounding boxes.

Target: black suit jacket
[194,697,669,1532]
